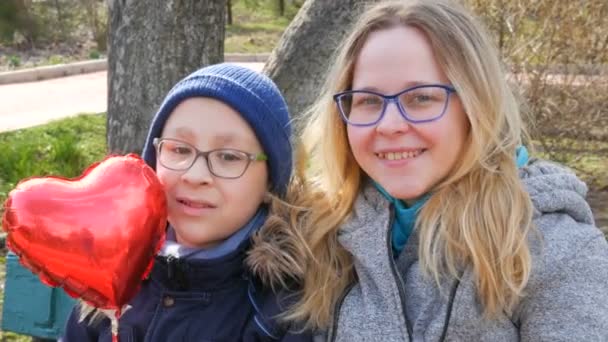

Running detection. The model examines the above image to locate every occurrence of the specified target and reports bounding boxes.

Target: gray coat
[325,160,608,342]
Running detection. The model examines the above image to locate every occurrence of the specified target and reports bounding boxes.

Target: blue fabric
[377,145,530,257]
[159,207,268,260]
[516,145,529,168]
[141,63,293,195]
[61,243,311,342]
[373,183,429,257]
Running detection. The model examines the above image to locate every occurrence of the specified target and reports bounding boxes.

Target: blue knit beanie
[141,63,292,195]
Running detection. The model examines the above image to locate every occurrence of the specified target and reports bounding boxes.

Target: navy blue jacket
[60,242,311,342]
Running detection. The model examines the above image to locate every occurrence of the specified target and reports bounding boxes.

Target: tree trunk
[107,0,226,154]
[263,0,379,132]
[278,0,285,16]
[227,0,232,25]
[53,0,63,34]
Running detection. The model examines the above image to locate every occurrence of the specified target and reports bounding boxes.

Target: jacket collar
[151,244,249,291]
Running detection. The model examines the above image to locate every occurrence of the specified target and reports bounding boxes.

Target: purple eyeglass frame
[333,84,457,127]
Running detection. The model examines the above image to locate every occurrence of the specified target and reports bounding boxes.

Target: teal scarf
[375,146,529,257]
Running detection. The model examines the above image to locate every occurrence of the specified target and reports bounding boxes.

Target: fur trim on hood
[247,194,310,292]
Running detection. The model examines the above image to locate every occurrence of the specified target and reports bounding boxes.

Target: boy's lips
[175,197,217,209]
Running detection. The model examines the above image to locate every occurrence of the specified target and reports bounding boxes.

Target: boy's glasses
[153,138,267,179]
[333,84,457,126]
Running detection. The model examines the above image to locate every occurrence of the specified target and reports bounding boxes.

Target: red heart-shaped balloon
[2,154,167,310]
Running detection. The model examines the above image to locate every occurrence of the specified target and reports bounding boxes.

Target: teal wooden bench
[2,252,76,340]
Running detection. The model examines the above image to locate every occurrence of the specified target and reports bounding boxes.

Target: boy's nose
[181,156,214,185]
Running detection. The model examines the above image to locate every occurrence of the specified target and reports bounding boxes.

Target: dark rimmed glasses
[333,84,457,126]
[153,138,267,179]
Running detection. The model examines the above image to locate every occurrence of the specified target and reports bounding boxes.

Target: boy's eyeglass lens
[153,138,267,179]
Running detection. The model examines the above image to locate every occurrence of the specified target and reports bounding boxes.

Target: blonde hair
[289,0,535,329]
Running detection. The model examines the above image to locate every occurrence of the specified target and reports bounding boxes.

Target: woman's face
[346,25,469,204]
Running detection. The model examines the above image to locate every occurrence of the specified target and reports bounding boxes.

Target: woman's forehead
[352,26,448,91]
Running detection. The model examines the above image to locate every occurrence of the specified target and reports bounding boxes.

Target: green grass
[225,22,287,53]
[0,113,105,341]
[0,330,31,341]
[0,113,107,218]
[225,1,297,53]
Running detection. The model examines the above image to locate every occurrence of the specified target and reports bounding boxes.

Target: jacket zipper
[387,205,461,342]
[329,204,413,342]
[166,255,176,280]
[386,204,413,341]
[438,274,461,341]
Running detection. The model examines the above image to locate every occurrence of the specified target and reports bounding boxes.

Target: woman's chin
[378,182,425,201]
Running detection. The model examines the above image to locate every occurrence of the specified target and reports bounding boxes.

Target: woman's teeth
[377,150,423,160]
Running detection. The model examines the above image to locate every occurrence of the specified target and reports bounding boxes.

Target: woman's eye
[414,94,432,102]
[401,89,444,107]
[355,95,382,106]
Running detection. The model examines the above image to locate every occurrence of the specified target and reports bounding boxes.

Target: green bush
[7,55,20,68]
[48,54,65,65]
[0,0,38,45]
[88,49,101,59]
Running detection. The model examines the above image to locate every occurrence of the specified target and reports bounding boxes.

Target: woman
[290,0,608,341]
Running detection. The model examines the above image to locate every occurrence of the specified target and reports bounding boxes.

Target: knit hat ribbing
[141,63,292,194]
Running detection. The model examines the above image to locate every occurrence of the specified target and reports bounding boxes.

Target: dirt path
[0,62,264,133]
[0,71,106,132]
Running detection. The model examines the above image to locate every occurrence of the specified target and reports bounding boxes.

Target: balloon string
[111,307,122,342]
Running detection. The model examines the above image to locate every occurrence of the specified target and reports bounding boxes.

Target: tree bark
[263,0,379,131]
[227,0,232,25]
[107,0,226,154]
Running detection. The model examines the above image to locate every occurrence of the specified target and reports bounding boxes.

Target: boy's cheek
[155,168,174,191]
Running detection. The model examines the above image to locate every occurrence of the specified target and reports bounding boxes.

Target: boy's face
[156,97,268,248]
